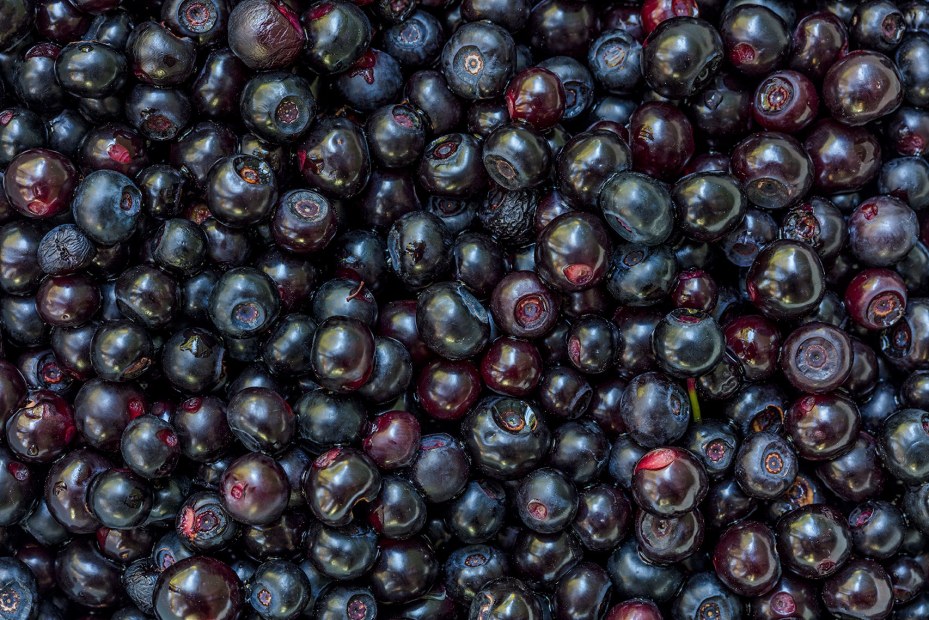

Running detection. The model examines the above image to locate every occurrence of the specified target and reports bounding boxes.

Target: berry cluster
[0,0,928,619]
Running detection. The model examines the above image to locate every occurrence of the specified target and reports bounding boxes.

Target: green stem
[687,377,702,424]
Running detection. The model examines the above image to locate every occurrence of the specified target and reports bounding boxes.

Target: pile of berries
[1,0,929,618]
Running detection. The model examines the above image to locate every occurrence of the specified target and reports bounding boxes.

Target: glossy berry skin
[680,419,738,479]
[893,152,929,204]
[571,483,631,553]
[641,18,723,100]
[673,572,744,620]
[651,308,724,378]
[120,415,181,480]
[125,20,196,88]
[90,320,154,382]
[226,387,294,454]
[538,56,595,121]
[159,0,229,46]
[780,197,847,263]
[641,0,698,34]
[246,560,311,620]
[790,11,849,80]
[671,172,746,243]
[887,106,929,158]
[879,409,929,485]
[713,521,780,597]
[804,119,882,194]
[408,433,470,504]
[0,444,36,527]
[153,556,243,620]
[418,133,487,198]
[297,117,370,199]
[848,500,906,560]
[405,70,463,137]
[490,271,560,339]
[482,123,551,190]
[172,396,233,463]
[751,574,822,620]
[71,170,142,246]
[852,0,906,52]
[381,10,443,67]
[206,155,277,227]
[606,537,685,603]
[604,599,662,620]
[604,168,680,244]
[0,227,39,295]
[4,148,78,219]
[847,195,919,267]
[417,282,490,361]
[310,316,375,393]
[387,211,453,291]
[565,315,619,375]
[785,393,860,462]
[271,189,338,254]
[302,0,372,75]
[752,70,818,132]
[687,72,752,144]
[55,538,123,608]
[462,397,551,480]
[587,29,642,94]
[291,392,362,458]
[723,315,780,382]
[468,578,543,619]
[773,504,851,584]
[5,389,75,464]
[240,72,316,145]
[559,130,631,212]
[780,322,852,394]
[720,5,790,76]
[721,208,777,268]
[845,268,908,331]
[505,67,566,130]
[336,49,404,114]
[730,132,813,210]
[35,273,101,329]
[821,559,894,620]
[746,240,825,320]
[823,50,903,126]
[368,537,439,604]
[619,372,690,448]
[481,337,542,397]
[447,479,507,544]
[87,468,152,529]
[79,122,149,177]
[44,448,113,534]
[635,508,703,564]
[367,476,427,540]
[150,219,207,275]
[209,267,281,339]
[734,431,798,500]
[304,447,381,526]
[54,41,126,99]
[631,447,708,517]
[515,467,578,534]
[537,366,592,422]
[219,452,290,525]
[366,104,426,169]
[440,21,515,100]
[630,102,694,182]
[536,212,612,293]
[415,359,481,422]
